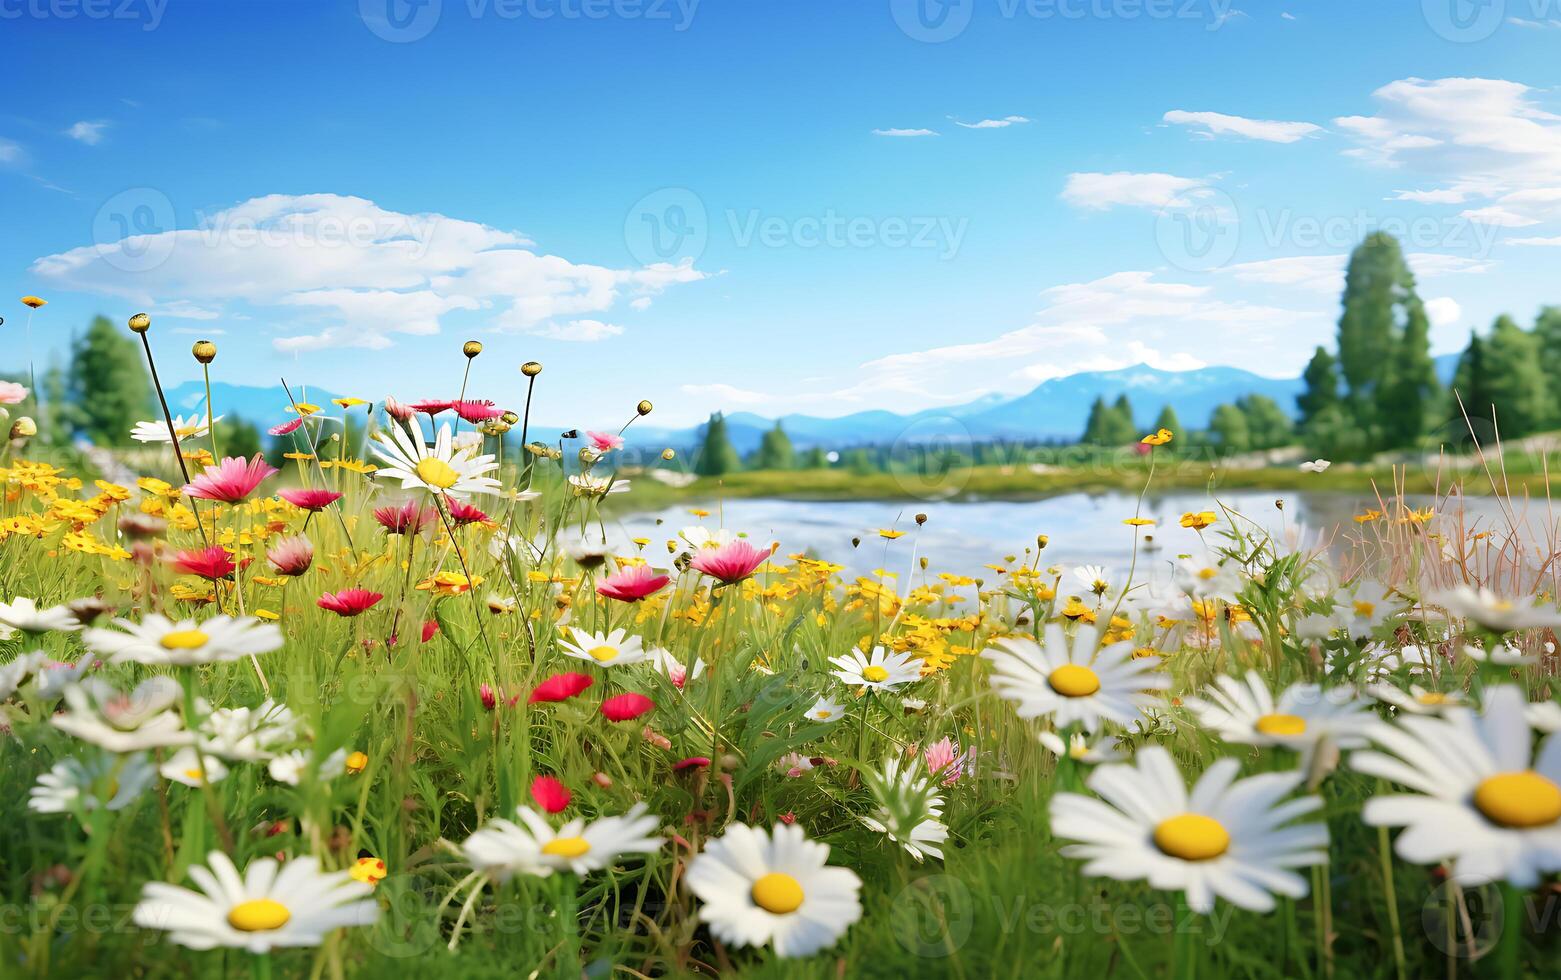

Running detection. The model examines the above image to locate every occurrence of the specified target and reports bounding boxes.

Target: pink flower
[922,737,970,786]
[268,418,305,437]
[266,535,314,576]
[530,775,571,814]
[479,683,497,711]
[446,500,489,526]
[673,756,710,771]
[454,400,504,423]
[596,564,669,602]
[383,397,414,422]
[0,381,29,405]
[585,430,624,452]
[170,545,236,580]
[601,693,655,722]
[421,619,439,643]
[317,588,383,617]
[374,500,435,535]
[278,487,343,512]
[529,673,594,704]
[408,399,453,416]
[183,454,278,503]
[689,539,772,584]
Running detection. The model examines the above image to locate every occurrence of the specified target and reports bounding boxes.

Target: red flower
[170,545,236,580]
[529,775,571,814]
[317,588,384,617]
[673,756,711,771]
[454,400,504,423]
[689,539,772,584]
[269,418,305,437]
[383,397,414,422]
[407,399,454,416]
[479,683,497,711]
[421,619,439,642]
[447,500,489,526]
[601,693,655,722]
[528,672,593,704]
[183,454,279,503]
[596,564,670,602]
[279,487,343,511]
[374,500,435,535]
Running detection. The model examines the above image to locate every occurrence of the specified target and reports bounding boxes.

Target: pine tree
[1081,396,1111,444]
[694,412,741,476]
[1535,306,1561,425]
[1152,404,1181,439]
[65,315,154,446]
[750,423,795,470]
[1296,346,1340,428]
[1480,315,1549,437]
[1336,233,1423,447]
[801,446,829,468]
[1209,403,1250,453]
[1377,296,1441,448]
[1109,394,1137,444]
[1450,332,1494,426]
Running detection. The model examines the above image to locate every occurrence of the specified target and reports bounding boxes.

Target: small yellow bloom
[349,856,387,886]
[287,402,322,416]
[333,397,369,409]
[345,751,368,774]
[1122,517,1155,527]
[689,508,710,517]
[877,529,905,539]
[1140,428,1173,446]
[1179,511,1218,530]
[1354,509,1382,524]
[21,296,47,309]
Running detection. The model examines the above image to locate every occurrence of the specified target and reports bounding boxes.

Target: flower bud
[636,399,653,416]
[521,361,543,377]
[192,340,217,363]
[128,312,151,333]
[10,417,37,439]
[462,340,483,358]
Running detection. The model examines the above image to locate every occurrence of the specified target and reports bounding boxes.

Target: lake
[605,489,1553,580]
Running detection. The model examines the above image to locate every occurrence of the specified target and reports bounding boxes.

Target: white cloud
[0,137,23,164]
[1508,17,1560,29]
[1060,171,1214,211]
[528,319,624,342]
[1224,252,1490,292]
[1281,11,1296,20]
[1510,235,1561,246]
[31,193,706,352]
[952,115,1030,129]
[679,382,771,406]
[1425,297,1462,328]
[1335,77,1561,227]
[872,128,938,137]
[65,121,109,145]
[1162,110,1322,144]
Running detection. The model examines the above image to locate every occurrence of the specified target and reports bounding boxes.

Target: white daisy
[197,700,303,762]
[1174,557,1242,602]
[859,756,949,862]
[1425,585,1561,633]
[1183,674,1377,767]
[568,474,630,498]
[1367,682,1468,716]
[983,624,1170,733]
[33,653,98,701]
[1461,640,1538,666]
[1,651,49,700]
[1340,580,1404,640]
[557,627,649,667]
[828,647,921,692]
[1072,564,1111,597]
[1051,746,1329,913]
[51,676,193,753]
[649,647,706,688]
[160,746,229,788]
[372,416,500,500]
[1298,459,1331,473]
[1038,730,1126,764]
[133,851,378,952]
[679,526,735,550]
[83,614,283,667]
[462,804,661,880]
[804,696,847,723]
[131,413,221,444]
[685,822,863,958]
[0,596,84,634]
[1352,685,1561,886]
[1528,700,1561,734]
[28,752,157,813]
[267,748,348,786]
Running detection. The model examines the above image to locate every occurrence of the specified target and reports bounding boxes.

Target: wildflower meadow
[0,314,1558,978]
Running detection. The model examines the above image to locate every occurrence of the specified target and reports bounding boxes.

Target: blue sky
[4,0,1560,428]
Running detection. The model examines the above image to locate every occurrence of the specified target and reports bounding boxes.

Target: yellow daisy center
[415,457,460,490]
[159,629,210,650]
[588,645,619,663]
[1353,600,1375,617]
[1048,664,1101,698]
[542,836,592,859]
[1255,713,1307,737]
[751,872,805,914]
[1473,771,1561,829]
[862,665,890,683]
[1197,568,1217,581]
[1415,692,1449,706]
[227,898,291,933]
[815,709,832,719]
[1153,813,1231,861]
[182,768,205,782]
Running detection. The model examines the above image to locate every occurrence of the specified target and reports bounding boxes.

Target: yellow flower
[93,480,132,502]
[21,296,47,309]
[877,529,905,539]
[1179,511,1218,530]
[283,452,316,461]
[1140,428,1173,446]
[1354,509,1382,524]
[253,609,280,621]
[345,751,368,774]
[1059,597,1096,623]
[287,402,322,416]
[1122,517,1155,527]
[333,397,369,408]
[417,571,481,596]
[689,508,710,517]
[349,856,387,886]
[321,458,378,474]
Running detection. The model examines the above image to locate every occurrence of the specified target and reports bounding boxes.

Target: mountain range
[168,355,1461,455]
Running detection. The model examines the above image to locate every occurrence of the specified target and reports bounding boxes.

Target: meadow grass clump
[0,340,1558,978]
